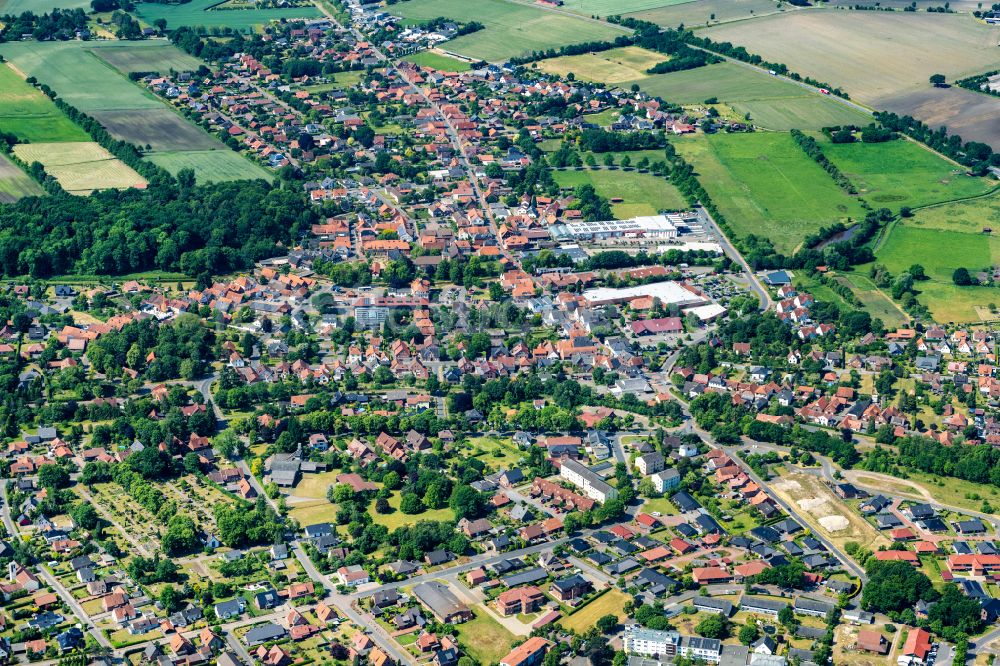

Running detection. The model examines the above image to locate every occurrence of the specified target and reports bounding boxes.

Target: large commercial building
[581,281,707,308]
[550,213,695,242]
[559,459,618,504]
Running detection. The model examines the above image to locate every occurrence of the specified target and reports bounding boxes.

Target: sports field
[819,136,995,208]
[701,10,1000,145]
[554,169,687,218]
[389,0,622,62]
[90,43,204,74]
[0,154,44,203]
[0,41,263,184]
[673,132,867,254]
[874,192,1000,322]
[536,46,667,84]
[401,50,472,72]
[13,142,146,195]
[135,0,322,30]
[629,62,870,131]
[0,64,89,144]
[627,0,788,28]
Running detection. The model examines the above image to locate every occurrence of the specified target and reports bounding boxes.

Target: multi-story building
[559,459,618,503]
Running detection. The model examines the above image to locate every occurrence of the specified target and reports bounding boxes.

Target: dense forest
[0,178,317,278]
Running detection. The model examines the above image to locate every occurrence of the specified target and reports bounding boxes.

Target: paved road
[695,207,771,312]
[349,536,570,602]
[37,566,113,650]
[292,543,416,665]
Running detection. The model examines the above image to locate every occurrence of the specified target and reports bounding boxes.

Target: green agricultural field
[0,41,170,113]
[561,0,690,16]
[628,62,870,131]
[135,0,322,30]
[820,136,994,208]
[0,0,89,12]
[146,150,273,184]
[673,132,867,253]
[390,0,622,62]
[0,64,89,143]
[536,46,666,84]
[90,42,205,75]
[0,154,44,203]
[554,168,687,218]
[402,51,472,72]
[627,0,790,28]
[0,41,251,171]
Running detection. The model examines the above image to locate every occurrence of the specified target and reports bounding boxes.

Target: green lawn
[455,609,515,665]
[582,108,621,127]
[628,62,871,131]
[135,0,322,30]
[559,589,630,633]
[402,51,472,72]
[820,136,995,208]
[554,168,688,218]
[673,132,867,253]
[146,150,273,184]
[0,63,89,143]
[370,492,455,530]
[390,0,622,62]
[640,496,679,516]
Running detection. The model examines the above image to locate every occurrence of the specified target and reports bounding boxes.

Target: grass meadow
[135,0,321,30]
[536,46,666,84]
[819,135,995,208]
[553,168,688,218]
[672,132,867,253]
[874,194,1000,322]
[0,64,89,143]
[0,154,44,203]
[390,0,622,62]
[629,62,870,131]
[402,51,472,72]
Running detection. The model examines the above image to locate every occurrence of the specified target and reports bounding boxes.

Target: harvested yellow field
[536,46,668,84]
[13,141,145,194]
